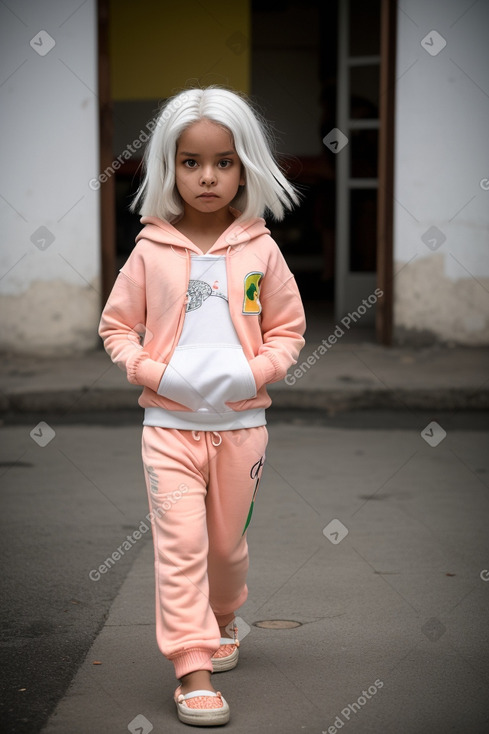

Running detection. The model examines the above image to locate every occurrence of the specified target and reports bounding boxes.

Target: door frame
[335,0,396,343]
[335,0,380,327]
[97,0,116,305]
[376,0,397,344]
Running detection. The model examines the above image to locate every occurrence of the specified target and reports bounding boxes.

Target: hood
[136,208,270,254]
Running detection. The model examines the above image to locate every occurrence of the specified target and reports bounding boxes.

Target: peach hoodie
[98,210,306,416]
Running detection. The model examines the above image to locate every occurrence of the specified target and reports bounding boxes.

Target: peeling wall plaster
[394,254,489,345]
[0,0,100,355]
[0,279,101,355]
[393,0,489,345]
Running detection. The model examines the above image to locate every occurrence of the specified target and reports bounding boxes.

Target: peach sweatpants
[141,425,268,680]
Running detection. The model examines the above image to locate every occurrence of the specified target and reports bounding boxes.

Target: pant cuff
[170,647,216,679]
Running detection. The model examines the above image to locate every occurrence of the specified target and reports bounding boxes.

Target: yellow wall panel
[109,0,250,100]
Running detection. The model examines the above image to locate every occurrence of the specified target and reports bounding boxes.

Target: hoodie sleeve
[248,241,306,390]
[98,249,166,392]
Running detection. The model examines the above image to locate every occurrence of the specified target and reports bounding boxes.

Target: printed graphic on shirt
[242,455,265,535]
[242,271,263,314]
[186,279,227,312]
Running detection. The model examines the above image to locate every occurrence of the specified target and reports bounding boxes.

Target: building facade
[0,0,487,355]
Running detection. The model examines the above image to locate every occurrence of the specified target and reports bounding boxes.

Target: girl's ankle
[180,669,214,694]
[219,622,237,639]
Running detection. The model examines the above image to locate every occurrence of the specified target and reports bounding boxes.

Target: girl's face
[175,119,245,218]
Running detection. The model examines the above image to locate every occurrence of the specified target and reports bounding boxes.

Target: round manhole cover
[253,619,302,629]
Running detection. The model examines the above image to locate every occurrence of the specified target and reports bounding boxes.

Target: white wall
[0,0,100,355]
[393,0,489,344]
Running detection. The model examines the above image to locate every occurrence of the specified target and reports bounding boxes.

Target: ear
[239,166,246,187]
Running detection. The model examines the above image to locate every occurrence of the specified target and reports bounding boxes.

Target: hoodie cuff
[129,354,166,393]
[249,354,276,391]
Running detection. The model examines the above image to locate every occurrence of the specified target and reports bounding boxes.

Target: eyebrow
[178,150,237,157]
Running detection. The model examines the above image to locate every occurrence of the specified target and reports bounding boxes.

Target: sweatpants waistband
[143,407,266,431]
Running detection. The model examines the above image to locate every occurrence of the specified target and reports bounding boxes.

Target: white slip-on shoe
[211,625,240,673]
[174,686,230,726]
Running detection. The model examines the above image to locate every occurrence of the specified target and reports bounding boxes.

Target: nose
[200,166,216,186]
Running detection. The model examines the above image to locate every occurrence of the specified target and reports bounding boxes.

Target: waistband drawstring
[191,430,222,447]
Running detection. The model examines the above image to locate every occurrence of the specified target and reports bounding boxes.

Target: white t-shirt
[179,256,241,346]
[144,255,266,430]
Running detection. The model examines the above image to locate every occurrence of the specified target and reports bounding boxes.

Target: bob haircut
[130,86,300,222]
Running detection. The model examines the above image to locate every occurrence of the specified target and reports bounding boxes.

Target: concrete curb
[1,386,487,414]
[1,345,488,414]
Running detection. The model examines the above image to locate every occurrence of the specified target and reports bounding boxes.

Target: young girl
[99,86,306,727]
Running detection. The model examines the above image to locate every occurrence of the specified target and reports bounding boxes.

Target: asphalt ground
[1,409,488,733]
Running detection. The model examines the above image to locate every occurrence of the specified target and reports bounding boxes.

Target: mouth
[198,193,219,199]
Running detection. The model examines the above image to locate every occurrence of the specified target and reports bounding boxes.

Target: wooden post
[97,0,116,304]
[376,0,397,345]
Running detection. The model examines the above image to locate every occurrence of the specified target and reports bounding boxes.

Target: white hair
[130,86,300,222]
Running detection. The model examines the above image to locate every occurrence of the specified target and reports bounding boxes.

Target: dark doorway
[250,0,388,342]
[250,0,339,322]
[100,0,392,342]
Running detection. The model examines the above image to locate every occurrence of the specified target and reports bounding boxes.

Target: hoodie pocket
[157,344,257,413]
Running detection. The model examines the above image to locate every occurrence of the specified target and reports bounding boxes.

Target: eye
[183,159,198,168]
[218,159,232,169]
